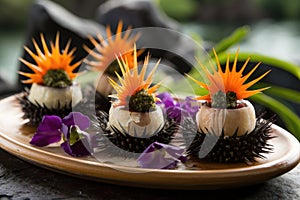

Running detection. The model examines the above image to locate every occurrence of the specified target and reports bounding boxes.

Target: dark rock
[18,0,105,90]
[134,26,199,75]
[96,0,198,74]
[54,0,107,19]
[96,0,179,31]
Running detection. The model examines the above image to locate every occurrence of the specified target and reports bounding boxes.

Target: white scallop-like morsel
[108,105,165,138]
[196,100,256,136]
[28,83,83,109]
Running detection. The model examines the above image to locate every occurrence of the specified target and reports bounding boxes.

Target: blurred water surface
[184,20,300,64]
[0,28,25,85]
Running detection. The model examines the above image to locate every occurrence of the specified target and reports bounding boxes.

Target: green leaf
[254,83,300,104]
[158,0,198,21]
[216,52,300,80]
[208,25,250,57]
[250,93,300,140]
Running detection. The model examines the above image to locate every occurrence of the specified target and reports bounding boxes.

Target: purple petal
[165,106,184,122]
[178,155,188,163]
[162,160,179,169]
[151,142,186,162]
[161,143,185,158]
[164,98,178,108]
[60,141,73,156]
[138,151,178,169]
[181,96,199,118]
[61,139,91,157]
[158,92,198,121]
[61,126,93,157]
[157,92,178,108]
[137,142,186,169]
[157,92,172,102]
[62,112,90,130]
[30,115,62,147]
[61,123,69,139]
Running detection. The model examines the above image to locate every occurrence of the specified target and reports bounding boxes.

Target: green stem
[208,25,250,57]
[254,83,300,104]
[250,93,300,140]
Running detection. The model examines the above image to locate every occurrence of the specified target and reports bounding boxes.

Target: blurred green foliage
[0,0,101,28]
[2,0,300,27]
[159,0,300,22]
[257,0,300,19]
[157,0,198,21]
[0,0,33,28]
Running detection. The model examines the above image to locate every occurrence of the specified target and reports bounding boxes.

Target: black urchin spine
[18,92,72,126]
[92,110,179,157]
[19,84,114,126]
[183,115,275,164]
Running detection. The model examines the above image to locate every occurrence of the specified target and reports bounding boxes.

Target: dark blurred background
[3,0,300,27]
[1,0,300,87]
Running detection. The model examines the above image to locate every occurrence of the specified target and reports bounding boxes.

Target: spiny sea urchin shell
[92,110,179,157]
[18,92,72,126]
[19,84,112,126]
[182,114,275,164]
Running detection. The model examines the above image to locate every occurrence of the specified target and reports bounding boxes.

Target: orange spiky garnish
[84,21,143,72]
[19,33,81,87]
[188,48,270,108]
[108,45,161,112]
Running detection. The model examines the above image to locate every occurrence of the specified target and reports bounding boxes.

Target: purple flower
[30,115,62,147]
[137,142,186,169]
[61,112,93,157]
[157,92,178,108]
[181,96,199,118]
[62,112,90,130]
[30,112,93,157]
[165,106,185,122]
[157,92,199,121]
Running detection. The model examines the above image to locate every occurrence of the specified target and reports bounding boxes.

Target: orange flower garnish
[84,21,142,71]
[19,33,81,84]
[188,48,270,102]
[109,45,161,107]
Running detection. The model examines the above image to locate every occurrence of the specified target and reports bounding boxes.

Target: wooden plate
[0,95,299,190]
